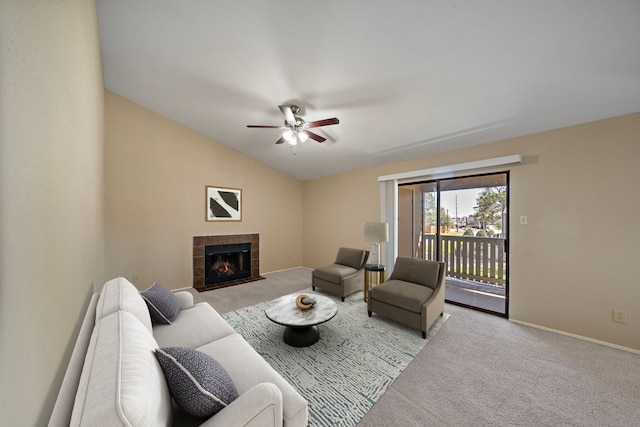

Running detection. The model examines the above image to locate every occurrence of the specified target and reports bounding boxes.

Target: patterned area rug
[222,289,449,427]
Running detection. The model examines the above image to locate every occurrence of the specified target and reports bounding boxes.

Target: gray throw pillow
[140,283,181,324]
[155,347,239,418]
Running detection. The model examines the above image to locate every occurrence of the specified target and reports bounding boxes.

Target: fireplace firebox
[205,243,251,285]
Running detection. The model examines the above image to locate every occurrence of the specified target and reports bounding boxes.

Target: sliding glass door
[398,172,509,316]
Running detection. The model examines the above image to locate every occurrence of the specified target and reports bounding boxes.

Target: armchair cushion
[369,280,434,313]
[388,257,441,290]
[312,264,358,284]
[334,247,367,269]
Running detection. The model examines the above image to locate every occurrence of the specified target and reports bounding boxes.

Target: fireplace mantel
[193,234,262,292]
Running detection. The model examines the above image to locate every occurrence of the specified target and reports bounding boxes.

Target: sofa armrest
[174,291,195,310]
[198,382,283,427]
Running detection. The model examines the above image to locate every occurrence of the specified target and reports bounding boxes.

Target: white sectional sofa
[49,277,308,427]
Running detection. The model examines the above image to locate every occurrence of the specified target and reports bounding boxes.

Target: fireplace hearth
[193,234,263,292]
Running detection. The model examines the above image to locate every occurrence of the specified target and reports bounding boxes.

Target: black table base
[283,325,320,347]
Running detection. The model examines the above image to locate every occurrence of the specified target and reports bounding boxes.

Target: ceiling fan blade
[278,105,297,127]
[247,125,286,129]
[303,130,326,143]
[305,118,339,128]
[275,136,286,144]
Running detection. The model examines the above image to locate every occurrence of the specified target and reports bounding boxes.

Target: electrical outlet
[613,309,628,324]
[519,215,528,225]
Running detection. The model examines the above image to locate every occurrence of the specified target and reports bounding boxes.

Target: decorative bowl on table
[295,294,317,310]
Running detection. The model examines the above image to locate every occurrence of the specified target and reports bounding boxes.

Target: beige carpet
[189,268,640,426]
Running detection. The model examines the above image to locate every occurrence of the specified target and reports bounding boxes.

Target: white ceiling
[97,1,640,181]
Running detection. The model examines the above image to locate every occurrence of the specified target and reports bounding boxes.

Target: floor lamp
[364,222,389,267]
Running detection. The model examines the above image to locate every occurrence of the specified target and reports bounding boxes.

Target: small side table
[364,264,386,302]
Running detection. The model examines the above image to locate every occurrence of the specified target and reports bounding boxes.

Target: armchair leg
[312,285,315,290]
[422,331,426,339]
[368,311,372,317]
[341,296,345,302]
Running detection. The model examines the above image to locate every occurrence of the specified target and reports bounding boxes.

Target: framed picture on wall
[206,186,242,221]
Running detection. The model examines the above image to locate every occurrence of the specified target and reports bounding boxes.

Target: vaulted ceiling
[97,1,640,180]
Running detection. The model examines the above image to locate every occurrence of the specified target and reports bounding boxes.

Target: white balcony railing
[422,234,506,287]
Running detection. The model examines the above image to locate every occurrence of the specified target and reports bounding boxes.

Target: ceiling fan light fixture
[298,131,309,143]
[282,130,295,142]
[283,130,298,145]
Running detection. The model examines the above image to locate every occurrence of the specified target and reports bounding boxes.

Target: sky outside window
[440,189,481,218]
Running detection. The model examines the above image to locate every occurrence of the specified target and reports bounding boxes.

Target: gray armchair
[312,247,369,301]
[367,257,445,338]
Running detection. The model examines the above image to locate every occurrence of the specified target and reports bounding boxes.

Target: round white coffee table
[265,293,337,347]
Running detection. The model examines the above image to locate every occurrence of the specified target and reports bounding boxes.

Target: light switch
[520,215,528,225]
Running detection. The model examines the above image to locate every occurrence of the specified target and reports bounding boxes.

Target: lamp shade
[363,222,388,242]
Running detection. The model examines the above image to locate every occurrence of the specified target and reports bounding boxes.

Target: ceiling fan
[247,105,339,146]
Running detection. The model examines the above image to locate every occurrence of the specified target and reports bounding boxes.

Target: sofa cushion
[153,302,236,349]
[334,247,366,269]
[197,333,308,427]
[70,310,171,426]
[96,276,152,332]
[155,347,239,419]
[388,257,442,290]
[141,282,181,324]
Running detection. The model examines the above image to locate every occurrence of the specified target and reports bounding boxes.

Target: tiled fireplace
[193,234,263,292]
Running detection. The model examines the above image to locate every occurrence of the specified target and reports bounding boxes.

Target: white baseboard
[263,266,313,275]
[509,318,640,355]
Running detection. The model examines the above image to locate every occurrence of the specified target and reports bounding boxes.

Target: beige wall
[0,1,104,425]
[104,92,304,289]
[303,113,640,350]
[303,167,380,264]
